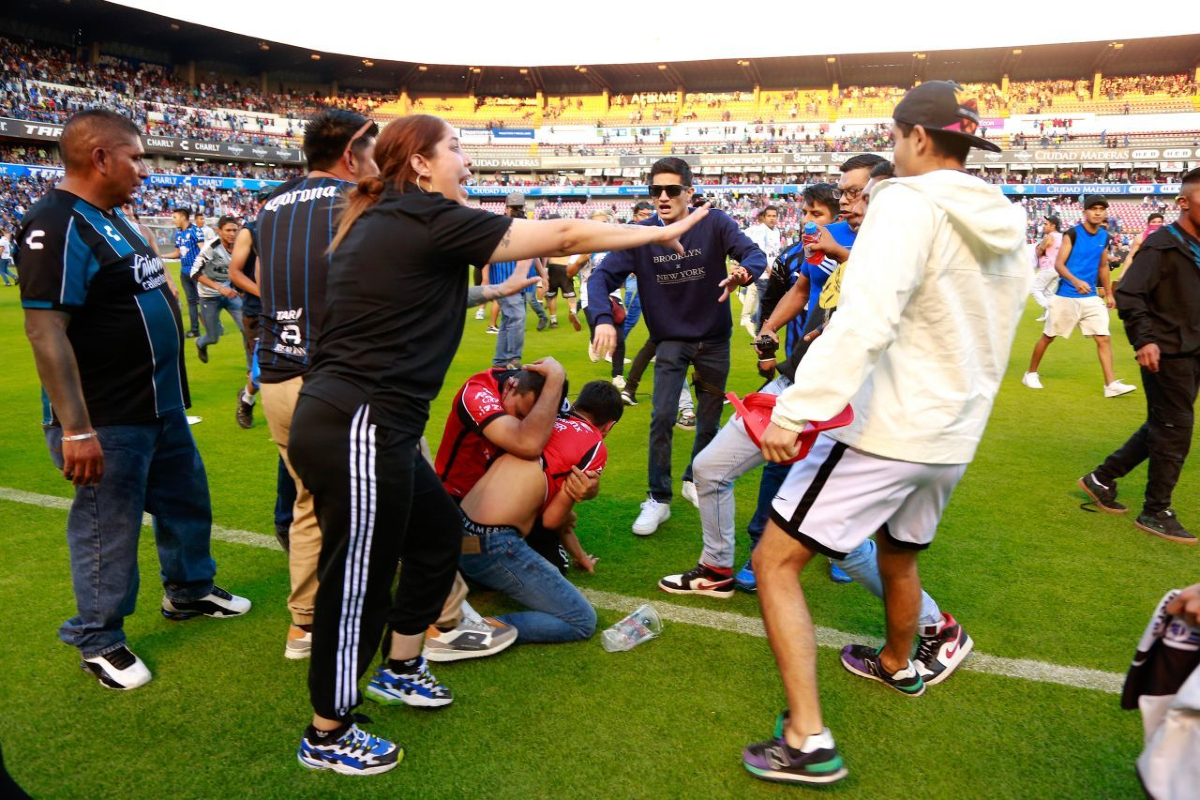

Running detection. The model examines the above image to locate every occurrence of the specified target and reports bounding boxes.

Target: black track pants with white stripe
[289,395,462,721]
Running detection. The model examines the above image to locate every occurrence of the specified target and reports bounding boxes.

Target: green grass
[1,268,1197,797]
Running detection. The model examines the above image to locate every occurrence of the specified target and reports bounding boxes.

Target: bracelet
[62,432,97,442]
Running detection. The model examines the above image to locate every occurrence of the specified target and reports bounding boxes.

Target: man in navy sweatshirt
[590,157,767,536]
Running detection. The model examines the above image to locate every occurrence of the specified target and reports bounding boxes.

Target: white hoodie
[772,169,1031,464]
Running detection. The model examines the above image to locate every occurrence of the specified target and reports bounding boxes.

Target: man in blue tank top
[1022,195,1137,397]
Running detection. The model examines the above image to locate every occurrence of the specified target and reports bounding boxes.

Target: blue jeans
[46,408,217,657]
[0,257,14,285]
[622,276,642,337]
[525,290,548,323]
[649,338,730,502]
[197,293,244,348]
[459,529,596,644]
[493,293,526,367]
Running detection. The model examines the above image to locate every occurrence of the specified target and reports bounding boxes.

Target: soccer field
[1,275,1196,798]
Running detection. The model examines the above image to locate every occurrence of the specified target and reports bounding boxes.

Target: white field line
[1,486,1124,694]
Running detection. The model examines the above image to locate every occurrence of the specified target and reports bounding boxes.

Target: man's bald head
[60,109,142,173]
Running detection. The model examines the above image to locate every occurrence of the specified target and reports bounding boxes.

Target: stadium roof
[108,0,1197,68]
[2,0,1197,94]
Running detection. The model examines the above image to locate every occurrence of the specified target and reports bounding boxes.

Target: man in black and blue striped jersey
[17,109,250,692]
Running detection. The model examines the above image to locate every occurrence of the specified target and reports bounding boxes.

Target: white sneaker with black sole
[632,498,670,536]
[161,585,251,621]
[82,645,152,690]
[423,617,517,663]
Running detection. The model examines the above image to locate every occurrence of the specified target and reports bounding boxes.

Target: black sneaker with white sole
[658,563,734,598]
[82,645,152,690]
[1078,473,1127,513]
[161,585,252,620]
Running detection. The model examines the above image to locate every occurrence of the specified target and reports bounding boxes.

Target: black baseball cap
[892,81,1001,153]
[1044,214,1062,229]
[1081,194,1109,209]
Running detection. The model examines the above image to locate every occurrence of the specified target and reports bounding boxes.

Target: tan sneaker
[285,625,312,660]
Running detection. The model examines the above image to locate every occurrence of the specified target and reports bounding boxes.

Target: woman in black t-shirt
[290,114,708,775]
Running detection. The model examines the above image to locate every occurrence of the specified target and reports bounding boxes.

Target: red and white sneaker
[914,613,974,686]
[659,563,734,598]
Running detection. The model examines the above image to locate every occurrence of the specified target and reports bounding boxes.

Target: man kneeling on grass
[457,380,624,643]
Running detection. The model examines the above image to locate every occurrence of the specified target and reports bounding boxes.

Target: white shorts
[770,435,967,558]
[1044,295,1109,339]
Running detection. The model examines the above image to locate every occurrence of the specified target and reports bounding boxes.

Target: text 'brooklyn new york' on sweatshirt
[772,169,1032,465]
[587,207,767,342]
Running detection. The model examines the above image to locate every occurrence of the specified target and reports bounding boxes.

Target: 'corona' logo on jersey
[264,185,340,212]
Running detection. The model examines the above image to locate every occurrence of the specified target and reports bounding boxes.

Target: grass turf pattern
[0,269,1196,797]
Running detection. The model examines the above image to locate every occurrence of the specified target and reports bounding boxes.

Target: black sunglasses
[649,184,689,199]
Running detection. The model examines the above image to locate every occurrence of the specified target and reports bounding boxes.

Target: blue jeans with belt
[46,408,218,657]
[459,527,596,644]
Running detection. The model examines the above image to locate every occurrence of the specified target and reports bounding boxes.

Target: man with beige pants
[254,109,379,659]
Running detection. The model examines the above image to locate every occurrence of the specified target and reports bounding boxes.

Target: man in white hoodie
[741,82,1031,786]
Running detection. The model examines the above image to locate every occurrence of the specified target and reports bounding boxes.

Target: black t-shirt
[16,189,189,426]
[240,218,262,317]
[301,187,512,435]
[254,176,351,383]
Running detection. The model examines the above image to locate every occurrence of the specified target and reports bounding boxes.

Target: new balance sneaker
[620,390,637,406]
[365,658,453,708]
[285,625,312,660]
[161,586,251,620]
[1021,371,1043,389]
[680,479,699,509]
[1078,472,1128,514]
[1134,509,1197,545]
[734,560,757,592]
[676,410,697,430]
[196,341,209,364]
[632,498,670,536]
[297,722,402,776]
[743,722,847,785]
[82,645,152,690]
[829,561,852,584]
[423,617,517,663]
[568,311,582,331]
[839,645,925,696]
[659,563,735,598]
[1104,379,1137,398]
[914,613,974,686]
[236,388,254,429]
[612,375,627,391]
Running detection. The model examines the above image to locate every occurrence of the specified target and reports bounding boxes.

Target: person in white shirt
[740,206,783,337]
[0,231,15,286]
[741,82,1030,786]
[194,211,217,243]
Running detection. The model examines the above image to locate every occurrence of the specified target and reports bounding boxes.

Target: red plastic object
[726,392,853,465]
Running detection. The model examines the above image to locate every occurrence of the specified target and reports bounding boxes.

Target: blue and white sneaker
[297,722,402,776]
[828,561,853,584]
[365,658,453,708]
[734,560,757,593]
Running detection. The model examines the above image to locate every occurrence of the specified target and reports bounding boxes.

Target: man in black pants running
[1079,166,1200,545]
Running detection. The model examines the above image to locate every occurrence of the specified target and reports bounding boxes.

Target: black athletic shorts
[544,264,575,298]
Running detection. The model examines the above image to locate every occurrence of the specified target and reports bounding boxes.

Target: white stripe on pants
[336,405,377,717]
